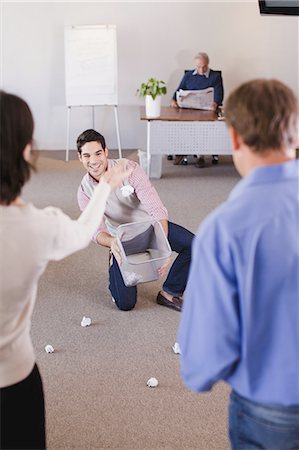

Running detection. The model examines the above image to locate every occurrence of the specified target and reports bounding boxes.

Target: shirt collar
[193,68,210,78]
[87,172,99,184]
[229,159,299,201]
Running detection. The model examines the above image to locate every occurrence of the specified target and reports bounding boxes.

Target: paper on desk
[176,87,214,110]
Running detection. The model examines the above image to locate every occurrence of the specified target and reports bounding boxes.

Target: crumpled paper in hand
[147,377,158,388]
[120,185,134,197]
[45,344,54,353]
[81,316,91,327]
[172,342,181,354]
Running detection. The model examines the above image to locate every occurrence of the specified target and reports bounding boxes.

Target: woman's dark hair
[0,91,35,205]
[76,129,106,154]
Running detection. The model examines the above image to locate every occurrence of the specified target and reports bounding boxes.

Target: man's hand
[159,219,168,238]
[110,237,122,266]
[158,257,171,278]
[170,99,178,108]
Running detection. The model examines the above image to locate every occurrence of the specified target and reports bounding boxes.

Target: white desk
[140,107,232,177]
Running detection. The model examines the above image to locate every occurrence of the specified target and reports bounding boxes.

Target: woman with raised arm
[0,91,130,450]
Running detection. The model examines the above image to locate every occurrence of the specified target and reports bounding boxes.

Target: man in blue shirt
[178,79,299,449]
[171,52,224,167]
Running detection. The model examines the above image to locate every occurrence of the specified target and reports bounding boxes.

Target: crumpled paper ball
[172,342,181,354]
[81,316,91,327]
[120,185,134,197]
[45,344,54,353]
[124,271,143,286]
[147,377,158,388]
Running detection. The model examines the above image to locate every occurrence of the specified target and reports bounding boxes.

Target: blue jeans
[109,222,194,311]
[229,390,299,450]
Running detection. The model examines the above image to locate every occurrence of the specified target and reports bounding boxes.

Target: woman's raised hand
[102,162,133,191]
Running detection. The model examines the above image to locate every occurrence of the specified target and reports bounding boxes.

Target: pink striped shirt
[77,159,168,241]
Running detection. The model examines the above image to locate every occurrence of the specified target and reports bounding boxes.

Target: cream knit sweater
[0,181,110,388]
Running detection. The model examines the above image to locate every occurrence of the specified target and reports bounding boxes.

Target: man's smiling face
[78,141,109,180]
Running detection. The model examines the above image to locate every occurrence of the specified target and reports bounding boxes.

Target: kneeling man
[77,129,194,311]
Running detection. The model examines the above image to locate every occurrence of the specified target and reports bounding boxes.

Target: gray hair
[194,52,209,64]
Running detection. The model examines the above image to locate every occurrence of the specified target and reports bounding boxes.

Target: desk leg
[66,106,71,162]
[147,120,151,177]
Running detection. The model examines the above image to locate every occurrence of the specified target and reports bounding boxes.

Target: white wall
[1,1,298,150]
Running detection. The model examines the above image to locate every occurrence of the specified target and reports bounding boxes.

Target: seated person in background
[171,52,224,168]
[77,129,194,312]
[178,79,299,449]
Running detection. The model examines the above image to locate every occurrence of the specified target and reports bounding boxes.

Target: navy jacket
[173,69,224,105]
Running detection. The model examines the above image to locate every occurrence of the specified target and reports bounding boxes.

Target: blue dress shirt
[172,69,224,105]
[178,160,299,406]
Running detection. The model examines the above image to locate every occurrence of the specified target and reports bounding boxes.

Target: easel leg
[66,106,71,162]
[92,106,95,129]
[114,106,122,158]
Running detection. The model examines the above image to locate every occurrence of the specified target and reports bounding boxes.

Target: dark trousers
[229,390,299,450]
[109,221,194,311]
[1,364,46,450]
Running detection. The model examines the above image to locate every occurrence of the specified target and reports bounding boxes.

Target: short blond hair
[225,79,298,153]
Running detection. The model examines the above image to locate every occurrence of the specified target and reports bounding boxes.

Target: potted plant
[137,78,167,118]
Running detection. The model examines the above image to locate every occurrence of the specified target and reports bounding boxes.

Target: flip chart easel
[64,24,121,161]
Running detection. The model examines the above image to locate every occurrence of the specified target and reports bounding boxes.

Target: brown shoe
[156,292,183,311]
[174,155,186,165]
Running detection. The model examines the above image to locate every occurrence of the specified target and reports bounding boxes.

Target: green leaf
[137,77,167,98]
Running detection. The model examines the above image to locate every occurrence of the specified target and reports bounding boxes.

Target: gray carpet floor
[23,150,240,449]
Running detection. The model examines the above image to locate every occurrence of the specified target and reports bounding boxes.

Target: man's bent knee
[115,300,136,311]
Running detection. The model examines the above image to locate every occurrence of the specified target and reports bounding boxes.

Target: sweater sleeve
[48,181,111,260]
[213,71,224,106]
[77,179,109,240]
[172,72,189,100]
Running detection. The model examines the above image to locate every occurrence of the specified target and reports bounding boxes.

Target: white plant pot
[145,95,161,118]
